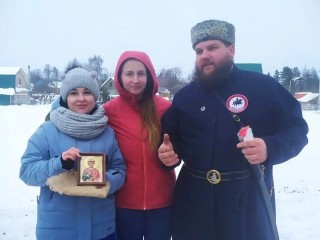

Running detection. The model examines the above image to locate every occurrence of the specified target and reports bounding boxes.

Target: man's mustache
[201,61,215,67]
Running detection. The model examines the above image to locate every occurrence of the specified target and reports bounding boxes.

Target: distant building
[294,92,319,110]
[0,67,31,105]
[158,87,171,100]
[235,63,263,74]
[100,77,118,102]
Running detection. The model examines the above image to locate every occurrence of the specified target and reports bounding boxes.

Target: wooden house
[294,92,319,110]
[0,67,31,105]
[100,77,119,102]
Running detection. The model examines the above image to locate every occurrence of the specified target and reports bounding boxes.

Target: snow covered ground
[0,105,319,240]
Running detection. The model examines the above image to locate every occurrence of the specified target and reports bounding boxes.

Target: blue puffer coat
[20,120,126,240]
[162,66,308,240]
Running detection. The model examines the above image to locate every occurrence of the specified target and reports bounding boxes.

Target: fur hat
[191,19,235,49]
[60,68,100,102]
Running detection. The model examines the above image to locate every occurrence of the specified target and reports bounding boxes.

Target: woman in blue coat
[20,67,126,240]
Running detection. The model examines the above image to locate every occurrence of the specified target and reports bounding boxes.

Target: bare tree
[87,55,104,86]
[158,67,187,95]
[65,58,82,73]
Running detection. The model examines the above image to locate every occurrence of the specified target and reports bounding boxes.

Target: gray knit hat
[60,67,100,102]
[191,19,235,49]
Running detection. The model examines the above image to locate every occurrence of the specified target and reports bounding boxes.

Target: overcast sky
[1,0,319,77]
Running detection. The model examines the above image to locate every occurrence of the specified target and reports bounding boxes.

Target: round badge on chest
[226,94,248,113]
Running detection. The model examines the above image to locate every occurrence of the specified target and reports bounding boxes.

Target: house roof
[295,92,319,103]
[235,63,263,74]
[101,77,114,88]
[0,67,21,75]
[293,77,303,81]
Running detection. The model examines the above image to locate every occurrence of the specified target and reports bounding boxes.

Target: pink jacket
[103,51,175,209]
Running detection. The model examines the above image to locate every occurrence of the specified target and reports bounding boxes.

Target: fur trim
[46,170,110,198]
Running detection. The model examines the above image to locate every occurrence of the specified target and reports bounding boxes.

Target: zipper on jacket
[142,142,147,210]
[50,191,54,199]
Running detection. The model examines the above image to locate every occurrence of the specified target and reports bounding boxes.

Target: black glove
[60,157,74,170]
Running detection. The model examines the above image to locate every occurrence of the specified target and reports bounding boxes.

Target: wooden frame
[77,153,106,186]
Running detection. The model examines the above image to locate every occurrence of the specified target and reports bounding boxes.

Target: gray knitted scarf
[50,107,108,139]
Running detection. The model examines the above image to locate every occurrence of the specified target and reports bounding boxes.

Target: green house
[0,67,31,105]
[235,63,263,74]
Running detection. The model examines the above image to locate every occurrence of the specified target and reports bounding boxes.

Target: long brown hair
[138,68,160,150]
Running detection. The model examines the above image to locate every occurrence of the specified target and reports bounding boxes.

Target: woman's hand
[61,147,81,161]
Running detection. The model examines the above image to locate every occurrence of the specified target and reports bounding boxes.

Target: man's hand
[237,138,267,165]
[158,134,179,166]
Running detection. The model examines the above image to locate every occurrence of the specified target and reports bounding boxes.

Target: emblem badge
[207,169,221,184]
[226,94,248,113]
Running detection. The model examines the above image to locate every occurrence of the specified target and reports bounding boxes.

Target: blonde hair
[139,95,160,150]
[137,67,160,150]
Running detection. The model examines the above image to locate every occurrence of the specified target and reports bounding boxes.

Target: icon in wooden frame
[77,153,106,186]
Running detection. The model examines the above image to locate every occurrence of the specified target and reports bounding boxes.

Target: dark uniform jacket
[161,66,308,240]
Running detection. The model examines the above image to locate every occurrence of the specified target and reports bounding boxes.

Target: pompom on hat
[60,67,100,102]
[191,19,235,49]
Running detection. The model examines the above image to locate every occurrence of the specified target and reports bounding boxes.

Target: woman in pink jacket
[103,51,176,240]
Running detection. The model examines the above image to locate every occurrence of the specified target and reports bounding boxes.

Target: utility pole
[318,70,320,110]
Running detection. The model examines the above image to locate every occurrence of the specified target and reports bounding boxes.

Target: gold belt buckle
[207,169,221,184]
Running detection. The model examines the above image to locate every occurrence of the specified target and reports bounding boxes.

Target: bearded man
[158,19,308,240]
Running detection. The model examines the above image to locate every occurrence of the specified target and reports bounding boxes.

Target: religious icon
[77,153,106,186]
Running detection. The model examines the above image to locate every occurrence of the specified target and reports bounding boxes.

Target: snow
[15,88,31,93]
[0,105,319,240]
[0,67,20,75]
[0,88,15,96]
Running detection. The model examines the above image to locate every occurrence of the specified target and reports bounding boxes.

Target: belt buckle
[207,169,221,184]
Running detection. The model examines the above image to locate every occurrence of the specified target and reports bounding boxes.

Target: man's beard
[193,57,233,88]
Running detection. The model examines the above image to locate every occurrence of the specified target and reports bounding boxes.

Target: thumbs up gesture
[158,134,179,166]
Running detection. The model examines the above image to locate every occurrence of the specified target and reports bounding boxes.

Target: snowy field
[0,104,319,240]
